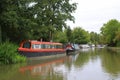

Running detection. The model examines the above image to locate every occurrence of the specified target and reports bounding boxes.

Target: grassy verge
[0,41,26,64]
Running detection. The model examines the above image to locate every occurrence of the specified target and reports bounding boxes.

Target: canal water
[1,48,120,80]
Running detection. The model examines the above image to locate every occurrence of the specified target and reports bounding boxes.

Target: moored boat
[18,40,66,59]
[65,43,75,55]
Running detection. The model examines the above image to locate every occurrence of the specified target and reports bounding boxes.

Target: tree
[100,19,120,46]
[0,26,1,43]
[72,27,90,44]
[98,34,106,44]
[66,26,72,42]
[0,0,77,43]
[0,0,36,43]
[114,27,120,46]
[32,0,77,41]
[90,32,101,45]
[53,30,67,43]
[90,32,96,44]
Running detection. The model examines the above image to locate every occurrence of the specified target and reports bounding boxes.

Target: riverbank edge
[107,47,120,53]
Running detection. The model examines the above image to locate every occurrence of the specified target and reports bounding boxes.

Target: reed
[0,41,26,64]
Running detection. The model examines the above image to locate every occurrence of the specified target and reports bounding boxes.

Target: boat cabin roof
[20,40,63,46]
[31,40,62,45]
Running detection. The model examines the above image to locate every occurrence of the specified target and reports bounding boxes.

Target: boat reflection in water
[19,56,74,77]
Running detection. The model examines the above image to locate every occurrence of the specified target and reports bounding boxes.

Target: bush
[0,41,26,64]
[117,41,120,47]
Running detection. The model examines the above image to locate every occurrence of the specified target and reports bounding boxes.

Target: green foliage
[53,30,67,43]
[53,27,91,44]
[72,27,90,44]
[66,26,72,42]
[0,41,26,64]
[100,19,120,46]
[89,32,102,45]
[114,27,120,43]
[0,0,77,43]
[0,26,1,43]
[117,42,120,47]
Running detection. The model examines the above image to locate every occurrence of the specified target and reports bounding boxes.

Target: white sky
[67,0,120,33]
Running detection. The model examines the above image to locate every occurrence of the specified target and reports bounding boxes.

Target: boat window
[40,44,53,49]
[23,42,31,48]
[45,44,51,49]
[56,45,62,49]
[32,44,41,49]
[54,45,56,48]
[31,44,62,49]
[50,45,54,48]
[41,44,46,49]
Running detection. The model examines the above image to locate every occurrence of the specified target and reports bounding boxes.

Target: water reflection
[1,48,120,80]
[100,49,120,76]
[19,57,69,80]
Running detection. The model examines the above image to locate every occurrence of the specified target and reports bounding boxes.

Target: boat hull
[66,49,75,55]
[18,51,66,57]
[18,51,66,60]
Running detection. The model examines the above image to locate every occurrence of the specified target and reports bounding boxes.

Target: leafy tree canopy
[0,0,77,43]
[72,27,90,44]
[100,19,120,46]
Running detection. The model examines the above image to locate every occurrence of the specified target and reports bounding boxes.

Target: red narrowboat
[18,40,66,58]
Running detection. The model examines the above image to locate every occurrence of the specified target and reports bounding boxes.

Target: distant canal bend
[0,48,120,80]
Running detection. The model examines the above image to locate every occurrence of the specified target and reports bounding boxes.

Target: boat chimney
[40,38,42,42]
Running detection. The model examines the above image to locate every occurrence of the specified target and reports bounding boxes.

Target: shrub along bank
[0,41,26,64]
